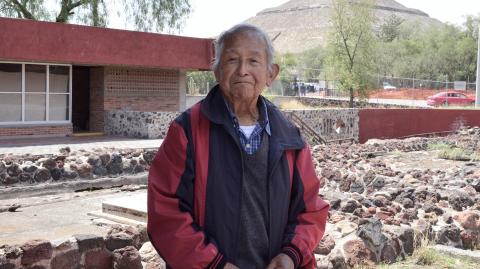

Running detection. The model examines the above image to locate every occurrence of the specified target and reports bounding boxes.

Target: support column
[178,70,186,111]
[89,67,105,132]
[476,25,480,107]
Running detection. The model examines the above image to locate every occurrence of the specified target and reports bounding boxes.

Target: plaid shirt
[223,96,271,155]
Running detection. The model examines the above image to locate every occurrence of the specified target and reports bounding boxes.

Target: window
[0,63,22,122]
[49,66,70,121]
[25,64,47,121]
[0,62,71,124]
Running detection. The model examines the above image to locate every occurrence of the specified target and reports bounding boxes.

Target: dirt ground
[0,185,147,245]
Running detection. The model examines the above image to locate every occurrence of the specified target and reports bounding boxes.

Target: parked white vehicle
[383,82,397,90]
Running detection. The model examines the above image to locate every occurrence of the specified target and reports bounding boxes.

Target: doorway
[72,66,90,132]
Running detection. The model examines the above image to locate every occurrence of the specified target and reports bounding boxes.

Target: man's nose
[236,61,248,76]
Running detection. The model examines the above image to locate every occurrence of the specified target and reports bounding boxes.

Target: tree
[297,46,326,82]
[0,0,191,32]
[186,71,215,95]
[326,0,376,107]
[276,52,298,96]
[379,21,478,84]
[376,14,404,42]
[456,16,479,82]
[0,0,50,21]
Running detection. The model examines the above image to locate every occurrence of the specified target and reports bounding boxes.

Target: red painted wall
[359,109,480,143]
[0,17,213,70]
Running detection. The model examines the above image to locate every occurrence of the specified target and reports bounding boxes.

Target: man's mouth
[234,81,252,84]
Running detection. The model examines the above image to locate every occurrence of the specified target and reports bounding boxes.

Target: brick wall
[0,124,72,138]
[89,67,105,132]
[104,67,179,112]
[104,96,179,111]
[89,67,180,132]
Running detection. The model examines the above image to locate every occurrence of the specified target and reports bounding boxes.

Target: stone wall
[0,148,157,188]
[0,225,149,269]
[287,109,359,142]
[104,107,360,142]
[104,110,180,139]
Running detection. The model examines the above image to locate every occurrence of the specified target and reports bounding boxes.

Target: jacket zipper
[226,124,244,263]
[267,146,283,259]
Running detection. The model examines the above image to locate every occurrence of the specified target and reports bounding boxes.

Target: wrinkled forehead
[222,30,268,55]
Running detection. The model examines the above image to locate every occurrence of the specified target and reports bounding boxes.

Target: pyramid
[245,0,442,53]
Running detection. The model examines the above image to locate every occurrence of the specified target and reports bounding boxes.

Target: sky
[179,0,480,38]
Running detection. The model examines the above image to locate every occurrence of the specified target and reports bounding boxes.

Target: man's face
[214,31,279,104]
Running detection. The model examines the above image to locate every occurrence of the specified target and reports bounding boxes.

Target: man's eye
[227,58,238,63]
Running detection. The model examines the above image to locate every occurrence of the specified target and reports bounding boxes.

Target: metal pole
[445,75,449,106]
[476,25,480,107]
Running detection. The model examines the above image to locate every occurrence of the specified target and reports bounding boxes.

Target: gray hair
[212,23,275,72]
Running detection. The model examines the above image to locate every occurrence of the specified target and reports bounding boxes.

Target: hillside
[245,0,443,53]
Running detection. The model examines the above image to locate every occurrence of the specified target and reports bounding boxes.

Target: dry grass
[354,236,479,269]
[368,88,439,100]
[278,100,315,110]
[427,142,480,161]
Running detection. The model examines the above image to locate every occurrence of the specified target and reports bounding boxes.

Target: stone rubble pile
[313,127,480,268]
[1,127,480,268]
[0,148,158,186]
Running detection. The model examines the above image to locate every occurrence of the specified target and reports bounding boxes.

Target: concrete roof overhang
[0,17,214,70]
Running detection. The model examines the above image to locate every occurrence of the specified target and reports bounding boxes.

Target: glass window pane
[26,94,46,121]
[50,66,69,93]
[25,65,46,93]
[0,93,21,122]
[0,63,21,93]
[49,94,69,121]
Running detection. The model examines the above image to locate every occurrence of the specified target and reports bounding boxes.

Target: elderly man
[147,24,329,269]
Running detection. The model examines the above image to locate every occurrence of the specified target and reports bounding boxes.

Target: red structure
[359,109,480,143]
[0,17,213,70]
[0,17,214,138]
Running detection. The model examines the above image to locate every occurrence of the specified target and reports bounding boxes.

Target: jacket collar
[200,85,305,150]
[222,88,271,136]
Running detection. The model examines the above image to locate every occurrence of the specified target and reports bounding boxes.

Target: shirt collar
[221,93,271,136]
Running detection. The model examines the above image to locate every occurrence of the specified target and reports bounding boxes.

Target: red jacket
[148,86,329,268]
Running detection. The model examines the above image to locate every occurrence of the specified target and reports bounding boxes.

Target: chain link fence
[378,76,476,91]
[267,76,477,99]
[186,71,477,99]
[266,79,343,97]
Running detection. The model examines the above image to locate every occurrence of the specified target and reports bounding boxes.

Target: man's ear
[267,64,280,86]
